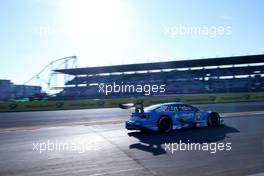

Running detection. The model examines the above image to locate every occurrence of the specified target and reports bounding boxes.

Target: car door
[176,104,196,123]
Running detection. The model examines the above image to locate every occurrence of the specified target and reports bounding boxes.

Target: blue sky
[1,0,264,84]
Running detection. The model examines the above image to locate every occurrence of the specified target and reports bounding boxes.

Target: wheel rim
[159,118,172,132]
[209,114,219,126]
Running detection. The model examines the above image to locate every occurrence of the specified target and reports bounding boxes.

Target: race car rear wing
[119,103,144,113]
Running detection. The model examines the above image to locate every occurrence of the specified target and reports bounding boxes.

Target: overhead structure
[55,54,264,75]
[24,56,77,94]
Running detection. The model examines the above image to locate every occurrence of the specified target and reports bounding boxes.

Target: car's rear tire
[207,112,220,127]
[158,116,172,133]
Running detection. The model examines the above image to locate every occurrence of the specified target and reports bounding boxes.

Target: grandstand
[54,54,264,100]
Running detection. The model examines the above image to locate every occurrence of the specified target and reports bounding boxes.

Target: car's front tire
[207,112,220,127]
[158,116,172,133]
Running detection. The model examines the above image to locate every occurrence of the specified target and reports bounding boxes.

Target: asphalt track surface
[0,102,264,176]
[1,101,264,129]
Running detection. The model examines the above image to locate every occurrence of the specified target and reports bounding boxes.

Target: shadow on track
[128,125,239,155]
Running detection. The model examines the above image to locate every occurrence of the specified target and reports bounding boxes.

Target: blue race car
[119,102,224,133]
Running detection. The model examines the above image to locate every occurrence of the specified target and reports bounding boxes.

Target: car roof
[158,102,184,106]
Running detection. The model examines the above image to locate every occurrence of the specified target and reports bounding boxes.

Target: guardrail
[0,92,264,112]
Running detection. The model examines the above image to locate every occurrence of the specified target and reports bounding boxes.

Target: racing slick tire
[207,112,220,127]
[158,116,173,133]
